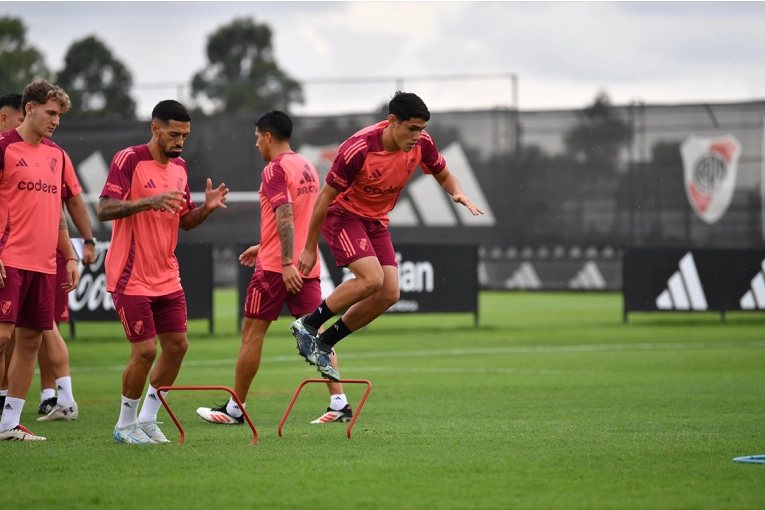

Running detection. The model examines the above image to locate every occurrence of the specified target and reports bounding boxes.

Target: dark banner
[623,248,765,319]
[237,243,478,326]
[70,241,214,333]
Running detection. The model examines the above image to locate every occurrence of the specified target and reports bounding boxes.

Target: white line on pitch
[64,340,765,374]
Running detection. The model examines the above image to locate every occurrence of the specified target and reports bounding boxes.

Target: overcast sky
[4,1,765,118]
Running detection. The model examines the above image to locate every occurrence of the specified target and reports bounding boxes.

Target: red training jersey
[100,144,196,296]
[0,128,67,274]
[259,152,321,278]
[325,120,447,225]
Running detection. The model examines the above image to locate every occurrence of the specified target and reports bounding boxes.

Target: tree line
[0,15,302,119]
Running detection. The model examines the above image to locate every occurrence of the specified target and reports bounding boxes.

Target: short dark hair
[0,93,22,111]
[152,100,190,123]
[389,92,430,122]
[255,110,292,141]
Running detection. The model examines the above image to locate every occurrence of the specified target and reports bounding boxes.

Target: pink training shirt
[325,120,447,225]
[61,151,82,200]
[100,144,196,296]
[259,152,321,278]
[0,129,67,274]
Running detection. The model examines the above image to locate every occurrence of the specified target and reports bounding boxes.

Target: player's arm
[297,184,339,276]
[64,194,96,265]
[432,166,484,216]
[276,203,302,294]
[57,205,80,293]
[179,178,228,231]
[98,191,186,221]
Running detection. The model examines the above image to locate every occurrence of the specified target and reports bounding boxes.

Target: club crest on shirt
[131,320,144,335]
[0,301,11,315]
[47,157,58,174]
[357,238,368,251]
[176,177,183,190]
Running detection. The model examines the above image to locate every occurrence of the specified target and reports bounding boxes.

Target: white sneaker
[196,405,244,425]
[37,402,78,422]
[138,421,170,443]
[0,424,46,441]
[113,424,155,444]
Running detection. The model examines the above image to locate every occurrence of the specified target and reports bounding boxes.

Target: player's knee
[165,337,189,358]
[359,273,384,296]
[381,287,400,307]
[133,346,157,368]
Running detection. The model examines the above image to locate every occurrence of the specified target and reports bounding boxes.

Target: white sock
[329,393,347,411]
[55,377,74,406]
[40,388,56,403]
[138,385,168,423]
[226,398,244,418]
[116,396,140,429]
[0,397,24,431]
[0,389,7,397]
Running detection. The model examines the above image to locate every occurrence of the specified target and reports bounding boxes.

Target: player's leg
[0,326,46,441]
[36,324,78,422]
[111,292,157,444]
[136,290,188,442]
[197,318,270,425]
[311,349,354,423]
[36,337,57,414]
[0,334,13,414]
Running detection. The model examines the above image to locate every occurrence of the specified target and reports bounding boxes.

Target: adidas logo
[57,385,63,390]
[144,179,157,189]
[568,261,606,290]
[739,258,765,309]
[333,396,342,400]
[123,402,132,408]
[15,158,29,167]
[655,252,708,310]
[504,262,541,289]
[370,168,382,179]
[148,394,158,401]
[4,403,12,409]
[299,169,316,185]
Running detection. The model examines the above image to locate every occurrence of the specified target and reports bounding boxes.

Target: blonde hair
[21,80,71,114]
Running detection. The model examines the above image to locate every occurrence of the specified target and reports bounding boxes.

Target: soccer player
[98,100,228,444]
[0,80,80,441]
[196,111,353,426]
[0,93,96,421]
[291,92,483,380]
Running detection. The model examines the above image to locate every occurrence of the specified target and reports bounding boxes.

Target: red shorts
[244,263,321,321]
[321,205,398,268]
[111,289,187,342]
[55,250,70,322]
[0,267,55,330]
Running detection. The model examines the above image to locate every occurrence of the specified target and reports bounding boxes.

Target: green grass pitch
[3,290,764,509]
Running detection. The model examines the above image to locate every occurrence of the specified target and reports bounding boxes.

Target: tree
[191,17,303,114]
[0,16,49,92]
[57,35,136,119]
[564,91,632,171]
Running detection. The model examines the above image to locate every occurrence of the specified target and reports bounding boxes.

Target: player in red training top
[0,93,95,422]
[98,100,228,444]
[290,92,484,380]
[0,80,80,442]
[196,111,354,426]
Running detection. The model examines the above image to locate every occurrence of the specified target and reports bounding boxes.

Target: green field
[3,290,764,509]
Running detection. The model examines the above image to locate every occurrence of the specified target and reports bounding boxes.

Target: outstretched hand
[205,178,229,210]
[452,192,484,216]
[239,244,260,267]
[297,248,318,276]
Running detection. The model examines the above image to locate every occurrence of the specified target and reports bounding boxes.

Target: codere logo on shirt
[17,179,58,194]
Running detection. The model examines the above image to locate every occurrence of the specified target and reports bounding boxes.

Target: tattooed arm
[98,191,185,221]
[276,202,302,294]
[179,178,229,231]
[179,203,213,231]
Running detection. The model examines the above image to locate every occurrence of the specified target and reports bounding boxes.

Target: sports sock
[226,398,244,418]
[40,388,56,403]
[303,300,336,332]
[318,318,352,348]
[0,397,24,431]
[55,376,74,406]
[138,385,167,423]
[117,396,141,429]
[329,393,348,411]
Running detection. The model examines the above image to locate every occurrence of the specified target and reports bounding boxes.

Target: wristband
[66,257,78,263]
[282,262,294,267]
